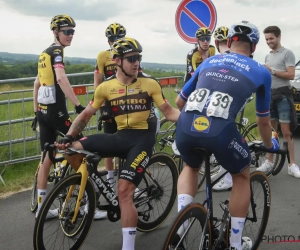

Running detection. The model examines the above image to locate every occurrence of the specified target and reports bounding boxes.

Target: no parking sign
[175,0,217,44]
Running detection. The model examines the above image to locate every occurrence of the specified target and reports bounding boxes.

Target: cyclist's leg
[118,130,155,250]
[103,118,117,186]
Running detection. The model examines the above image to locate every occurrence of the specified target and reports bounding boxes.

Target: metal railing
[0,72,183,185]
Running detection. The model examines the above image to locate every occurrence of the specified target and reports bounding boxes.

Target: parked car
[291,60,300,123]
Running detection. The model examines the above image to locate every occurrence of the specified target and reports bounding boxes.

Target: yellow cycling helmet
[105,23,126,38]
[214,26,229,42]
[111,37,142,58]
[50,14,76,30]
[195,27,212,39]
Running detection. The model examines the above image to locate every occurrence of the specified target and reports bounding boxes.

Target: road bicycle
[33,146,178,250]
[30,131,73,212]
[163,141,289,250]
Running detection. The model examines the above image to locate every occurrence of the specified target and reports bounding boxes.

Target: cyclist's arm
[184,50,194,84]
[33,75,40,112]
[158,102,180,122]
[94,72,104,89]
[55,67,80,106]
[94,52,106,89]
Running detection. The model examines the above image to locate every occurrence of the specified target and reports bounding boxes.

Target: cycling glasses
[123,54,142,63]
[108,36,121,42]
[198,36,211,42]
[60,29,75,36]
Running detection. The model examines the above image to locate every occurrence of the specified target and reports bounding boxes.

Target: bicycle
[163,140,289,250]
[33,146,178,250]
[30,131,73,212]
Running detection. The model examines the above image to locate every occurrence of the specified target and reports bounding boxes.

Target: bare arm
[33,75,40,112]
[55,67,80,106]
[158,102,180,122]
[94,72,104,89]
[256,116,272,149]
[264,65,295,80]
[175,95,186,111]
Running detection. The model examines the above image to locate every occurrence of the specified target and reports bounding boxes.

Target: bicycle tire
[30,164,39,212]
[33,173,96,250]
[163,203,212,250]
[225,171,271,250]
[242,122,280,176]
[136,152,178,232]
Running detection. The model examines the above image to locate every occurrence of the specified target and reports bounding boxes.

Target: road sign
[175,0,217,44]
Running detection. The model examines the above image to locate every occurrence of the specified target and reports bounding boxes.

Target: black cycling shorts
[37,105,82,151]
[79,129,156,186]
[103,118,117,134]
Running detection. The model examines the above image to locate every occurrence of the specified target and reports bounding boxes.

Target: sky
[0,0,299,65]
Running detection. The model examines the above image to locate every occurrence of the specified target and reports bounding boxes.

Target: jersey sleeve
[255,68,272,117]
[285,50,296,67]
[52,46,64,69]
[209,45,216,56]
[180,63,203,101]
[148,79,167,107]
[89,82,107,109]
[95,51,106,75]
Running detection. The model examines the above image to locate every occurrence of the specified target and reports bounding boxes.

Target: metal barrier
[0,72,183,185]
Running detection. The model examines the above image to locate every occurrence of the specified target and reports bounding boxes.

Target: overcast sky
[0,0,299,65]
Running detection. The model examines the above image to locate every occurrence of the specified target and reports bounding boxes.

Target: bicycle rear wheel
[30,164,39,212]
[163,203,212,250]
[136,152,178,232]
[225,171,271,250]
[33,173,96,250]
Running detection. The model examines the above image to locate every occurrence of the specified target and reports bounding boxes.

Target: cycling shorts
[176,113,251,175]
[79,129,156,186]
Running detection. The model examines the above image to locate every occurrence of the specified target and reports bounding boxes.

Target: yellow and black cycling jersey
[184,45,216,84]
[37,43,66,107]
[90,72,166,130]
[94,50,117,79]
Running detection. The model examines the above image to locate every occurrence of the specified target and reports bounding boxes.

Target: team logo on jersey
[119,89,125,94]
[54,56,63,62]
[128,89,134,93]
[191,115,211,133]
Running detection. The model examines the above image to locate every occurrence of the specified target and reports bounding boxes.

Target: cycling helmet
[50,14,76,30]
[228,21,260,44]
[111,37,142,58]
[195,27,212,39]
[105,23,126,38]
[214,26,229,41]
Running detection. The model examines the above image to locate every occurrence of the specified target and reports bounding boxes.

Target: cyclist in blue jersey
[174,21,279,250]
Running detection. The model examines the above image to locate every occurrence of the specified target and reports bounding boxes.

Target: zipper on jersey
[125,85,130,129]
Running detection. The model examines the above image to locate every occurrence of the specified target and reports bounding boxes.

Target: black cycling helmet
[195,27,212,39]
[105,23,126,38]
[50,14,76,30]
[111,37,142,59]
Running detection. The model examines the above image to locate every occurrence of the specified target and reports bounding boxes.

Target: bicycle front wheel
[136,152,178,232]
[163,203,212,250]
[33,173,96,250]
[30,164,39,212]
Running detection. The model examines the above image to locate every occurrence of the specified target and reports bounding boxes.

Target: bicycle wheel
[155,118,176,154]
[136,152,178,232]
[30,164,40,212]
[242,122,280,176]
[225,172,271,250]
[33,173,96,250]
[163,203,212,250]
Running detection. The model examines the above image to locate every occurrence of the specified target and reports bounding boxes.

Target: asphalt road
[1,129,300,250]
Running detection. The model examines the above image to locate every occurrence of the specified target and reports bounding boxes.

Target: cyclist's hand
[75,104,85,114]
[31,112,38,131]
[55,135,74,149]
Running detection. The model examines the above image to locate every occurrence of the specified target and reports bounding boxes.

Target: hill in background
[0,52,185,73]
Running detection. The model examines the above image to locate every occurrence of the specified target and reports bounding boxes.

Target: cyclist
[55,37,180,250]
[33,14,86,219]
[184,27,215,85]
[174,21,279,250]
[94,22,126,188]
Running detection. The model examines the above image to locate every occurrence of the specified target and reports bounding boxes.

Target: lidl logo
[191,115,211,133]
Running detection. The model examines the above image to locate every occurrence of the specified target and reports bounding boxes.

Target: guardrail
[0,72,183,185]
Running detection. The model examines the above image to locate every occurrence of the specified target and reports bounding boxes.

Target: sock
[107,170,115,184]
[122,227,136,250]
[37,189,47,214]
[178,194,193,212]
[230,217,245,250]
[224,173,232,183]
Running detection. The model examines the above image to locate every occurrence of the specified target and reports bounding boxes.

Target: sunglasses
[108,36,120,42]
[198,36,211,42]
[123,54,142,63]
[60,29,75,36]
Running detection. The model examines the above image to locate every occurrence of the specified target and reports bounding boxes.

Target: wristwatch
[271,69,276,76]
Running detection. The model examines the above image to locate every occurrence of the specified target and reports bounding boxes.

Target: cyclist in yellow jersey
[184,27,216,84]
[94,23,127,188]
[55,37,180,250]
[32,14,86,219]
